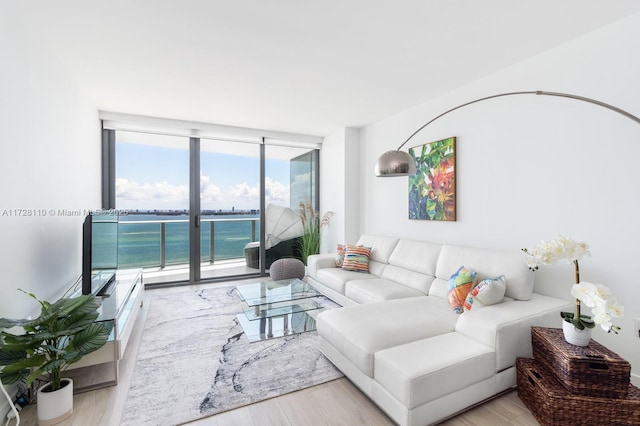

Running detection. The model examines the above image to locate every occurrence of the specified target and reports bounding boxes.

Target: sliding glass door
[199,139,260,280]
[106,128,319,285]
[114,131,191,283]
[263,144,318,269]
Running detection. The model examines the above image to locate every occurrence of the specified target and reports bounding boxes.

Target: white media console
[65,269,145,391]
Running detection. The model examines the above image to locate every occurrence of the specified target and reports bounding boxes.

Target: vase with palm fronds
[297,201,334,265]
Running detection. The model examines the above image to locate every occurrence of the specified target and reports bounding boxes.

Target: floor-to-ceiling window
[263,143,319,270]
[102,121,320,286]
[199,138,261,281]
[290,149,319,212]
[114,131,191,282]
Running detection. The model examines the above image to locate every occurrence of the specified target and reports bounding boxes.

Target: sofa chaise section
[317,297,459,380]
[310,235,571,426]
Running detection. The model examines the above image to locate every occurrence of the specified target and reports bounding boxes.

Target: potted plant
[297,201,334,265]
[0,289,109,424]
[522,235,623,345]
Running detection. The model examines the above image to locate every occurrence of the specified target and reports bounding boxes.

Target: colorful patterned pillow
[464,275,507,312]
[447,266,478,313]
[341,245,372,272]
[335,244,346,267]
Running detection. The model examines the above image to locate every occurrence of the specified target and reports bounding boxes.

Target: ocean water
[115,214,260,268]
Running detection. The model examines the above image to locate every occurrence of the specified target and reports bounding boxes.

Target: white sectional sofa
[307,235,570,426]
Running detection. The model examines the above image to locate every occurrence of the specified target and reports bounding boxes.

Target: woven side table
[531,326,630,398]
[517,358,640,425]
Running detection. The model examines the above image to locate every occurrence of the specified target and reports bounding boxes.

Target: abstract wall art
[408,136,456,221]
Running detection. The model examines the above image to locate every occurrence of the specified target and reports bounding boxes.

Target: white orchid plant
[522,235,623,333]
[571,282,623,333]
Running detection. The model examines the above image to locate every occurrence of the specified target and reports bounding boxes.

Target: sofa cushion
[455,293,572,371]
[316,297,459,378]
[374,332,495,409]
[306,253,337,280]
[356,235,400,264]
[377,239,441,294]
[435,244,534,300]
[379,265,435,295]
[386,239,442,276]
[315,267,375,294]
[345,278,426,304]
[427,277,450,299]
[342,244,372,272]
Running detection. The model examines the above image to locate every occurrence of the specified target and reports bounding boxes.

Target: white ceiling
[14,0,640,137]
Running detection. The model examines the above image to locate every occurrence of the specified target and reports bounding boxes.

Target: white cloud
[117,174,293,211]
[116,178,189,210]
[265,177,289,206]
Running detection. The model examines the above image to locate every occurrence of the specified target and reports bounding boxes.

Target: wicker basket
[517,358,640,425]
[531,326,630,398]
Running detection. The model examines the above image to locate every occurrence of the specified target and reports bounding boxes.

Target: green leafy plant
[0,290,109,391]
[297,201,334,265]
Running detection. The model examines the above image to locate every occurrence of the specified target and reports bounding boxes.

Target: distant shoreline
[123,210,260,217]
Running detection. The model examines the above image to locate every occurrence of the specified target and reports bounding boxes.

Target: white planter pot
[562,320,592,346]
[37,378,73,426]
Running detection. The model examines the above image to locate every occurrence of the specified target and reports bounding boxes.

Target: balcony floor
[143,258,261,285]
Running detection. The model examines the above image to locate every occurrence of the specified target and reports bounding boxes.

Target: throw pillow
[341,244,371,272]
[464,275,507,311]
[447,266,478,314]
[335,244,346,267]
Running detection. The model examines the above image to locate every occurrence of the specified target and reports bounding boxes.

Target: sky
[115,141,294,212]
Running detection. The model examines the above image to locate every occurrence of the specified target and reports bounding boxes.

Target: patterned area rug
[120,285,342,425]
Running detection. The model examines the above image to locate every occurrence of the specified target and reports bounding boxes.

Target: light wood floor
[15,278,540,426]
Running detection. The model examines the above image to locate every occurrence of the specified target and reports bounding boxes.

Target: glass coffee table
[235,278,324,342]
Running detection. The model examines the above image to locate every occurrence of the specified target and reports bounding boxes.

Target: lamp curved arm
[376,89,640,177]
[396,90,640,151]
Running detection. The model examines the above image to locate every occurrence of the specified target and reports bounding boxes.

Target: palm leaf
[0,349,28,366]
[0,368,30,385]
[0,291,107,389]
[66,323,109,356]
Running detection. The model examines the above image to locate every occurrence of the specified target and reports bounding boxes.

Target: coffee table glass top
[241,298,323,320]
[235,278,321,307]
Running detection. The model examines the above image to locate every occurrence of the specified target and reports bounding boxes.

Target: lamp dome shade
[375,150,417,177]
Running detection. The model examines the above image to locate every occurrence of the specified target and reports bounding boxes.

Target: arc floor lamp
[375,90,640,177]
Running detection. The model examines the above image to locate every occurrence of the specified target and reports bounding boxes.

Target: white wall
[319,127,360,253]
[357,13,640,379]
[0,4,100,414]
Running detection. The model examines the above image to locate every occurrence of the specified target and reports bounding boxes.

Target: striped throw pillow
[341,244,371,272]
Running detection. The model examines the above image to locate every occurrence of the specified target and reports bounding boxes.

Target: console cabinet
[64,269,144,391]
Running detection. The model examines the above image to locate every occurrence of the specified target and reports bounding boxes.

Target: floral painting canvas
[408,136,456,221]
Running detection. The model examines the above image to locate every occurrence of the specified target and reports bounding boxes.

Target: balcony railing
[116,217,260,269]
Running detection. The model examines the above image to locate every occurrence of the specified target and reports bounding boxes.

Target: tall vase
[37,378,73,425]
[562,320,592,346]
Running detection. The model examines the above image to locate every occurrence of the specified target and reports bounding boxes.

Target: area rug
[120,285,343,425]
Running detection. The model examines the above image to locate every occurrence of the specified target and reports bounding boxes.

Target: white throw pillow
[463,275,506,311]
